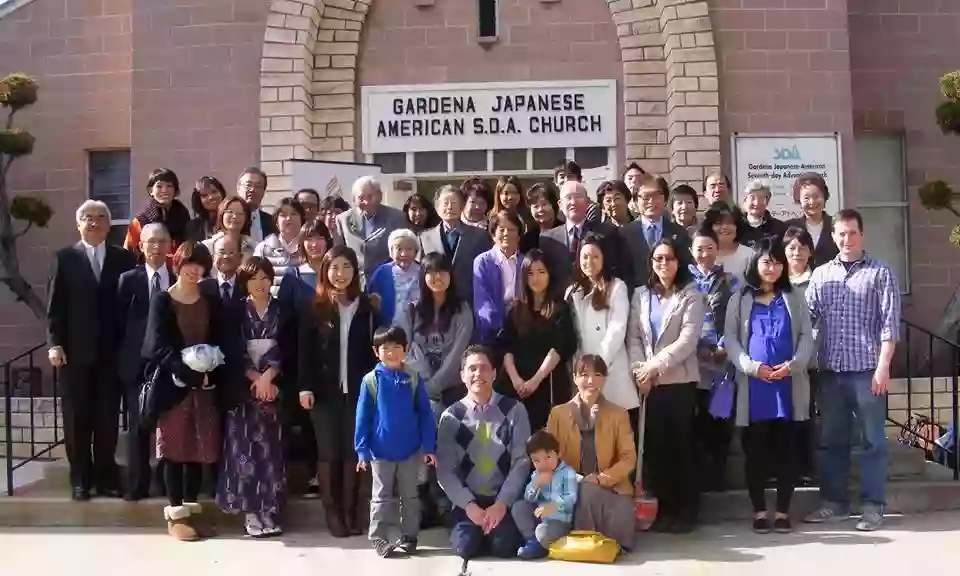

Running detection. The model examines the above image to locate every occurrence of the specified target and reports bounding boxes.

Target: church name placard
[361,80,617,155]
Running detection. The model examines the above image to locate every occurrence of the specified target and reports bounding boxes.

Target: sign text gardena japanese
[361,80,617,155]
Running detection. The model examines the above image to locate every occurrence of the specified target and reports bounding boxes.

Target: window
[854,134,910,293]
[478,0,497,40]
[373,153,406,174]
[492,149,526,171]
[574,147,608,170]
[414,151,447,173]
[454,150,486,172]
[532,148,567,171]
[88,150,131,224]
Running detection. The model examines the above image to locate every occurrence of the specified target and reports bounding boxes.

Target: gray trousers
[369,454,421,541]
[511,499,572,547]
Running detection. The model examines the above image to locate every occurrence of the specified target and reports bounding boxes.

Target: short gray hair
[212,233,240,253]
[75,200,111,224]
[388,228,419,258]
[560,180,587,199]
[140,223,170,240]
[743,179,771,199]
[434,184,461,203]
[352,175,382,199]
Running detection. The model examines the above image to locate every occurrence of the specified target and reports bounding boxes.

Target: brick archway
[259,0,719,195]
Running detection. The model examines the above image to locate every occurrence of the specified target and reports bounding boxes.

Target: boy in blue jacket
[356,325,437,558]
[513,430,578,559]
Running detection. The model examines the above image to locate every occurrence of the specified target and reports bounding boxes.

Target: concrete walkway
[2,512,958,575]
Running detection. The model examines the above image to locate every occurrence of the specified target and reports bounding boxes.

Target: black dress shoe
[97,487,124,499]
[71,487,91,501]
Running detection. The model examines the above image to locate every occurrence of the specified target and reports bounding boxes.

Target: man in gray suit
[420,185,492,306]
[621,172,691,290]
[335,175,410,286]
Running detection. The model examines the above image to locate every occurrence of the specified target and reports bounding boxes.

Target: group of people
[43,160,900,562]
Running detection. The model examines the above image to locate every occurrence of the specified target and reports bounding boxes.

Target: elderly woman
[724,239,814,534]
[460,177,493,230]
[785,172,839,268]
[538,355,637,550]
[739,180,787,247]
[201,195,256,275]
[597,180,633,228]
[334,176,409,286]
[670,184,700,236]
[124,168,192,257]
[254,197,306,294]
[473,210,524,346]
[365,228,422,328]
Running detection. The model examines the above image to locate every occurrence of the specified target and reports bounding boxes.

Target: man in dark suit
[539,181,630,291]
[46,200,136,501]
[237,166,279,244]
[198,234,246,497]
[335,175,411,286]
[116,222,173,501]
[419,184,492,305]
[621,173,691,291]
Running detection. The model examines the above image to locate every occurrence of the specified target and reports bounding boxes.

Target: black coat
[141,290,239,413]
[538,219,632,294]
[784,214,839,269]
[297,295,378,405]
[46,242,136,366]
[739,211,788,248]
[116,265,175,386]
[619,217,691,291]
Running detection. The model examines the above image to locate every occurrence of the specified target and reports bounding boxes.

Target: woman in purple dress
[216,256,295,537]
[723,238,814,534]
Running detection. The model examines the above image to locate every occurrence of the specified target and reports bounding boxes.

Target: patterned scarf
[137,199,191,244]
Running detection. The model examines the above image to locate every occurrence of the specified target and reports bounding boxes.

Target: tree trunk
[0,155,45,321]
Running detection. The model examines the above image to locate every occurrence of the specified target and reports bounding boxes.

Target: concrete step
[5,474,960,528]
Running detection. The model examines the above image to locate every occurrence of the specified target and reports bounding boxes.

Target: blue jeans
[818,371,888,507]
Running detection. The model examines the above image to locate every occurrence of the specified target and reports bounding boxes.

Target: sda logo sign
[773,145,801,161]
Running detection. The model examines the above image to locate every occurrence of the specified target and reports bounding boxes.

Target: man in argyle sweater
[437,345,532,560]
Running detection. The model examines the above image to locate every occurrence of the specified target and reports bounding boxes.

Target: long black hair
[509,249,562,335]
[413,252,462,335]
[744,237,792,294]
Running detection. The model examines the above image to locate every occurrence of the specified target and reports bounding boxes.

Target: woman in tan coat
[544,354,637,550]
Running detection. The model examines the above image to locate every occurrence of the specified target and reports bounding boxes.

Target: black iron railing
[2,342,61,496]
[888,320,960,480]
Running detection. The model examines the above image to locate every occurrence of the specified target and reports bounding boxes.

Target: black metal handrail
[2,342,61,496]
[887,319,960,480]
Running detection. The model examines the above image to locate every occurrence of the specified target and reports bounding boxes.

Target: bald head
[559,180,589,224]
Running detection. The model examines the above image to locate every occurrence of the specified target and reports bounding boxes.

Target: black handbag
[138,363,164,430]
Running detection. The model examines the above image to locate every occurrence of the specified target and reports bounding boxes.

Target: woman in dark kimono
[142,241,227,542]
[497,248,577,430]
[217,256,294,537]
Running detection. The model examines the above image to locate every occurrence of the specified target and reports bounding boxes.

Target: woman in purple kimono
[216,256,294,537]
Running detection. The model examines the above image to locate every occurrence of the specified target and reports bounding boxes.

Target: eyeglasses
[143,239,170,247]
[652,255,677,263]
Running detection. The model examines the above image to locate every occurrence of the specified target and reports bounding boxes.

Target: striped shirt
[805,253,901,373]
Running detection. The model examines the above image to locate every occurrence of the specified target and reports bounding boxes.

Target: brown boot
[183,502,216,539]
[342,462,367,536]
[164,505,199,542]
[317,463,349,538]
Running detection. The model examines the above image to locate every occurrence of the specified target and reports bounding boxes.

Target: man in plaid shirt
[802,209,901,532]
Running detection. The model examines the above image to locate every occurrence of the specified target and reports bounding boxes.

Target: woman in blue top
[365,228,422,328]
[723,238,814,535]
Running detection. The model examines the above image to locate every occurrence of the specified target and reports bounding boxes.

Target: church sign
[361,80,618,155]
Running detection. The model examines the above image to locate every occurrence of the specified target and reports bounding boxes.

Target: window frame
[477,0,498,41]
[87,149,133,226]
[854,132,912,295]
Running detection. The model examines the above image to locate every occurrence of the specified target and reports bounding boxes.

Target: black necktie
[221,283,231,301]
[569,226,580,257]
[444,228,460,256]
[151,271,161,296]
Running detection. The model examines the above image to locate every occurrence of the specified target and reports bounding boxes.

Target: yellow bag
[547,530,621,564]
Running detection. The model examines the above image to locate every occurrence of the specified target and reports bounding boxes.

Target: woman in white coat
[627,237,706,534]
[566,233,635,412]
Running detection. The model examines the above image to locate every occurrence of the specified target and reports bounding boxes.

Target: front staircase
[4,317,960,530]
